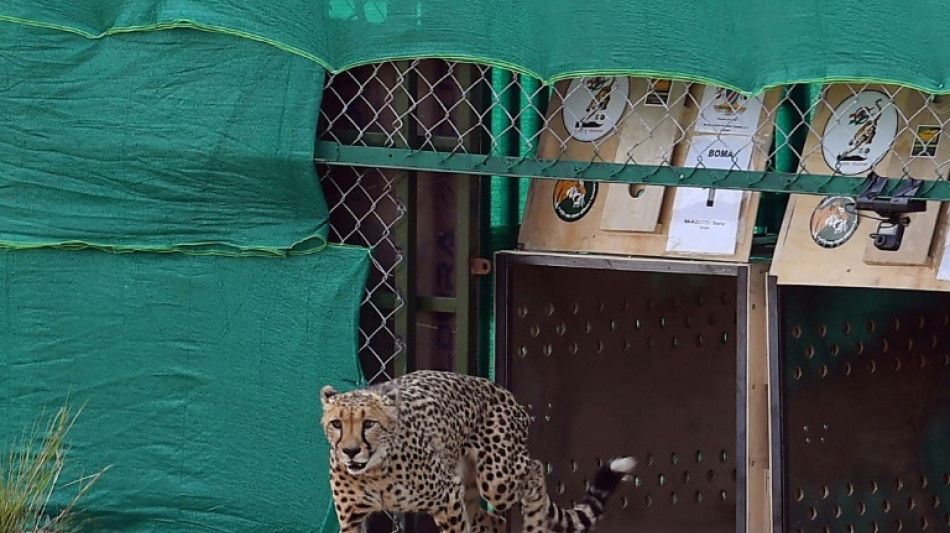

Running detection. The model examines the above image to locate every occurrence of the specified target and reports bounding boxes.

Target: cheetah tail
[547,457,636,533]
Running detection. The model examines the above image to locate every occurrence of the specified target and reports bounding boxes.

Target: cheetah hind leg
[522,457,636,533]
[463,453,506,533]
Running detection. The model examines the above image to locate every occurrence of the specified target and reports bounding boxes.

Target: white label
[936,227,950,281]
[821,90,898,175]
[562,77,629,142]
[694,85,764,135]
[665,136,752,255]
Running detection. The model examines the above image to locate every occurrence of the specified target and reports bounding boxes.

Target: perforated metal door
[773,284,950,533]
[495,253,748,533]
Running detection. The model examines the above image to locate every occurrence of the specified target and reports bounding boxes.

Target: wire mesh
[319,64,950,199]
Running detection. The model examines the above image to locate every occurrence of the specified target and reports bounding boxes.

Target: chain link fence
[317,62,950,383]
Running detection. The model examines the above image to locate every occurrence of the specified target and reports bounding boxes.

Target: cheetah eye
[329,420,342,429]
[362,420,377,429]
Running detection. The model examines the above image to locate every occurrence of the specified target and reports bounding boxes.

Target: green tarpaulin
[4,0,950,93]
[1,7,370,533]
[0,245,369,533]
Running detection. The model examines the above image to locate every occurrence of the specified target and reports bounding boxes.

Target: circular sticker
[821,90,898,175]
[810,196,859,248]
[562,77,629,142]
[553,180,598,222]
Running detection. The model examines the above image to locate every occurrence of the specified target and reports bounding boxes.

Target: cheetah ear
[320,385,338,406]
[380,387,400,408]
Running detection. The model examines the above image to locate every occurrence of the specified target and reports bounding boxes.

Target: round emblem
[562,77,629,142]
[553,180,598,222]
[810,196,859,248]
[821,90,898,175]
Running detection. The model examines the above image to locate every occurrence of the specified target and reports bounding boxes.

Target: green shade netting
[5,0,950,94]
[0,245,369,533]
[0,20,328,252]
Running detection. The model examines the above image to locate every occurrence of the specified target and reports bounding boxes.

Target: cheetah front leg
[432,483,471,533]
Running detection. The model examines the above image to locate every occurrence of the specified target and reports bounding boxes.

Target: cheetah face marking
[320,385,398,476]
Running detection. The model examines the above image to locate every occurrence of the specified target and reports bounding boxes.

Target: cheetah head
[320,385,398,476]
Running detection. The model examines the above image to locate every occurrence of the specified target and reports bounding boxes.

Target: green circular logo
[553,180,598,222]
[810,196,859,248]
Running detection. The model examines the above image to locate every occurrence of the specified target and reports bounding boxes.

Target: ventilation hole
[921,517,929,531]
[855,341,865,354]
[892,318,901,331]
[932,334,940,349]
[918,315,927,329]
[683,315,693,328]
[671,453,679,465]
[695,450,703,463]
[597,301,605,312]
[881,338,889,353]
[517,305,528,318]
[670,491,678,505]
[671,336,680,348]
[808,506,818,520]
[721,332,729,344]
[847,525,856,533]
[944,472,950,486]
[569,342,579,355]
[821,485,830,499]
[557,482,565,494]
[846,482,855,496]
[868,359,877,374]
[830,344,840,357]
[791,325,802,339]
[870,480,879,494]
[543,344,553,357]
[595,340,604,354]
[569,460,577,473]
[821,526,830,533]
[620,496,629,509]
[920,354,928,368]
[720,490,727,502]
[882,499,892,513]
[818,324,828,337]
[720,450,729,463]
[658,474,666,486]
[819,364,829,378]
[519,345,528,358]
[634,318,641,329]
[609,319,617,331]
[867,319,876,333]
[906,337,914,351]
[857,501,867,515]
[894,357,902,372]
[895,477,904,491]
[584,479,591,491]
[660,317,667,328]
[842,321,852,334]
[933,495,941,508]
[529,324,541,337]
[796,488,805,501]
[682,471,690,484]
[544,303,555,316]
[805,345,816,359]
[870,520,879,533]
[843,362,853,376]
[696,333,704,346]
[645,494,653,507]
[571,302,580,315]
[695,491,703,503]
[793,367,803,380]
[907,497,916,510]
[546,462,554,475]
[893,518,903,532]
[633,475,642,487]
[555,322,567,336]
[584,321,593,334]
[833,504,842,518]
[646,453,654,467]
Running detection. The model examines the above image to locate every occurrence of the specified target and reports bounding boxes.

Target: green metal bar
[417,296,457,314]
[314,141,950,200]
[392,62,416,378]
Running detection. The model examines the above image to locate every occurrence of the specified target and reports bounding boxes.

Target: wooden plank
[599,79,688,232]
[772,84,950,290]
[745,264,771,533]
[520,83,781,262]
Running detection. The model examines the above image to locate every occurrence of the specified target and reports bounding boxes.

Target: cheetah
[320,370,635,533]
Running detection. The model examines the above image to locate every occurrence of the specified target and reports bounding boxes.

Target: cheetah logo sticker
[821,90,898,175]
[553,180,598,222]
[810,195,859,248]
